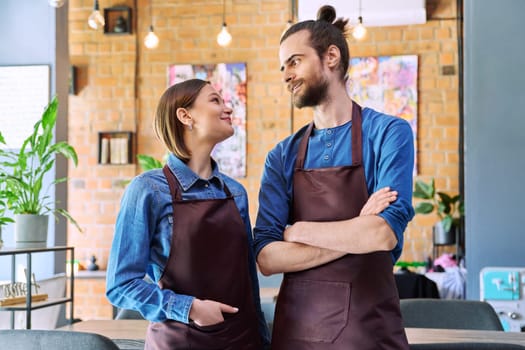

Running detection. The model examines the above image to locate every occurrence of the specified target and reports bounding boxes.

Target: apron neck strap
[295,101,363,169]
[163,165,182,201]
[162,164,233,200]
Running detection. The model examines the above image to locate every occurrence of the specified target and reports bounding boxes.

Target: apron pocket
[277,278,351,343]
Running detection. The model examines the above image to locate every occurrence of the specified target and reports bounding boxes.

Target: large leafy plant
[0,96,81,231]
[413,178,464,232]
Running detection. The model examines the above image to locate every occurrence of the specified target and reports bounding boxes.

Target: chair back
[400,298,503,330]
[0,329,120,350]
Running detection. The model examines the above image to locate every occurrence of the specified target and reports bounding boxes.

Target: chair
[410,343,525,350]
[400,299,504,330]
[0,330,120,350]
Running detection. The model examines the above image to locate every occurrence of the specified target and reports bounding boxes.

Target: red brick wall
[67,0,460,319]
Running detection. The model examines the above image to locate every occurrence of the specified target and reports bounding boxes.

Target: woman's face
[189,84,234,144]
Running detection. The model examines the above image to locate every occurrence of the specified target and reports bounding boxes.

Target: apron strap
[294,101,364,169]
[163,165,182,201]
[162,164,234,200]
[351,101,363,166]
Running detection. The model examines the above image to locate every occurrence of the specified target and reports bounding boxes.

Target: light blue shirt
[254,107,415,263]
[106,154,270,345]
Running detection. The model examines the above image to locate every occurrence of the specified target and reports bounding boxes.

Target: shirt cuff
[168,294,194,324]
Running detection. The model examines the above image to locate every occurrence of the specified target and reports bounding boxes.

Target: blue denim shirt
[106,154,270,345]
[254,107,415,263]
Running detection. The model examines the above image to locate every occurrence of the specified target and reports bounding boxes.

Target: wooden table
[60,320,525,345]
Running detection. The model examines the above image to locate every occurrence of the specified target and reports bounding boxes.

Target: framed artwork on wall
[347,55,418,175]
[168,63,247,178]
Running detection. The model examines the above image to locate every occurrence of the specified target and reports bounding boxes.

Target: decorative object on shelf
[217,0,232,47]
[0,96,82,248]
[88,0,105,30]
[168,62,247,178]
[144,0,159,49]
[103,6,132,35]
[87,255,99,271]
[0,272,48,307]
[98,131,134,165]
[413,178,464,245]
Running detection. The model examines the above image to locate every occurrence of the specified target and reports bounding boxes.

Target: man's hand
[189,299,238,327]
[360,187,397,216]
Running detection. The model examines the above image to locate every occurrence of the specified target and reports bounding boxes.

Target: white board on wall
[0,65,50,149]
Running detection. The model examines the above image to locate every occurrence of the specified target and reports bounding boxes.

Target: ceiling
[297,0,427,27]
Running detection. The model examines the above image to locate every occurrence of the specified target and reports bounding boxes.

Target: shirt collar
[166,153,224,191]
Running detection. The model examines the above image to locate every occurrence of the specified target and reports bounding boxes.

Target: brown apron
[271,103,409,350]
[145,166,262,350]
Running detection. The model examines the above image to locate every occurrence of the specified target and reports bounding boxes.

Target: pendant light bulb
[144,26,160,49]
[88,0,105,30]
[352,16,367,40]
[217,24,232,47]
[48,0,65,8]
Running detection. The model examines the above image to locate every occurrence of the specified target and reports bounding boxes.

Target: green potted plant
[0,176,15,248]
[0,96,81,247]
[413,178,464,245]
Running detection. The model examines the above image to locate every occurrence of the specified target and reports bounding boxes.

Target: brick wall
[67,0,460,319]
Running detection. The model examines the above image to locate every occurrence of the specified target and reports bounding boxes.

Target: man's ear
[176,107,192,127]
[325,44,341,70]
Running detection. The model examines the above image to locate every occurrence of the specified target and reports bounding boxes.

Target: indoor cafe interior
[1,0,524,349]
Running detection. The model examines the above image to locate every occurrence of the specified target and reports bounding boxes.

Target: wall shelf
[103,6,132,35]
[98,131,134,165]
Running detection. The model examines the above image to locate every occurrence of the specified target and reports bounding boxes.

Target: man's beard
[293,76,329,108]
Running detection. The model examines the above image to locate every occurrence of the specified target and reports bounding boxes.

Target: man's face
[279,31,329,108]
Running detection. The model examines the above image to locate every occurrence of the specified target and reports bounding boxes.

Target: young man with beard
[253,5,414,350]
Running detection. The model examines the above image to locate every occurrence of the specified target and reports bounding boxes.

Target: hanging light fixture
[48,0,65,8]
[352,0,367,40]
[281,0,295,38]
[88,0,105,30]
[217,0,232,47]
[144,0,159,49]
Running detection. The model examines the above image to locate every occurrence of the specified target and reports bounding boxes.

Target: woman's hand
[189,298,238,327]
[360,187,397,216]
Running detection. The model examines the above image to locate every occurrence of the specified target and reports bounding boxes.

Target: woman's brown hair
[153,79,210,161]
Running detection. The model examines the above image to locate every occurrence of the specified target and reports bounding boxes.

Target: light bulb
[48,0,65,8]
[352,16,367,40]
[144,26,160,49]
[217,24,232,47]
[88,0,105,30]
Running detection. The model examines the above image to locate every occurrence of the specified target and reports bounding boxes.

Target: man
[253,5,414,349]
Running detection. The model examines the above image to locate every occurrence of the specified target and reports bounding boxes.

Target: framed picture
[347,55,418,175]
[168,63,247,178]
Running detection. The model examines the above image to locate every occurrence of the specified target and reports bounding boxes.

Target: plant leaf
[415,202,434,214]
[414,179,434,199]
[137,154,163,171]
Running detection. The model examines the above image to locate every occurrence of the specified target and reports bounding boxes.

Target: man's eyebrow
[280,54,304,72]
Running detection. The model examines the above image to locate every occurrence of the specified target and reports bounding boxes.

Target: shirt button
[326,129,333,135]
[204,183,209,188]
[323,155,329,160]
[326,142,332,147]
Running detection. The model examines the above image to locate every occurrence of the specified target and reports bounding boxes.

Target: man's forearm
[257,241,346,276]
[286,215,397,254]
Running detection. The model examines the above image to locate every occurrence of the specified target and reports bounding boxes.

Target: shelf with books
[98,131,134,165]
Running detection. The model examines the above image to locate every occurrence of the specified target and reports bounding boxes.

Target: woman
[106,79,270,349]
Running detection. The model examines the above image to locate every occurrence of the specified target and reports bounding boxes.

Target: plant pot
[433,221,457,245]
[14,214,49,248]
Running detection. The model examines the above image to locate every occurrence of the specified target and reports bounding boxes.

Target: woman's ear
[176,107,193,129]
